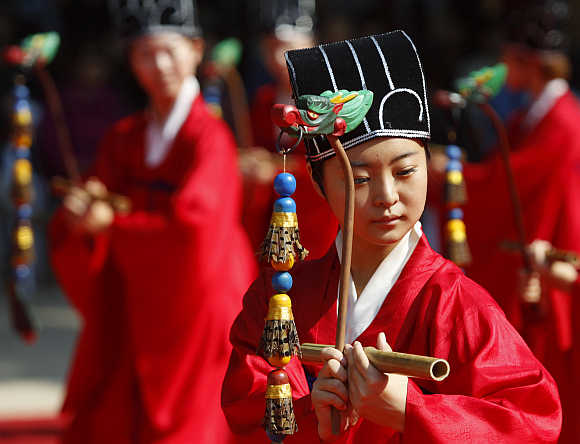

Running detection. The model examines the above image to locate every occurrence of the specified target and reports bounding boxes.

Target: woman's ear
[190,37,205,71]
[306,162,326,200]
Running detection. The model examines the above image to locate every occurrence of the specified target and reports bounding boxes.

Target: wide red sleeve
[221,272,318,443]
[403,278,562,443]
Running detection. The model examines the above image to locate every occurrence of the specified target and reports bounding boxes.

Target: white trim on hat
[370,35,395,91]
[318,45,338,92]
[379,88,424,129]
[306,128,430,162]
[345,40,371,134]
[401,31,431,135]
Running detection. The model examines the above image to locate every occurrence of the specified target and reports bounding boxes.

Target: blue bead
[448,208,464,220]
[15,265,31,280]
[445,159,463,172]
[17,204,33,219]
[15,99,29,111]
[14,85,29,99]
[266,430,285,443]
[272,272,293,291]
[274,173,296,196]
[15,150,29,159]
[274,197,296,213]
[446,144,462,160]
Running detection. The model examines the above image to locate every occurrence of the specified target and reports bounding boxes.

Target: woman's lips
[373,216,401,223]
[372,215,401,223]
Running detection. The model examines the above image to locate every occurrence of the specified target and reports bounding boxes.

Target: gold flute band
[266,307,294,321]
[271,212,298,227]
[265,383,292,399]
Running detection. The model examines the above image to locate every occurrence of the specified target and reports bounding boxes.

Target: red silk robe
[455,91,580,443]
[50,96,257,443]
[244,84,338,260]
[222,235,561,443]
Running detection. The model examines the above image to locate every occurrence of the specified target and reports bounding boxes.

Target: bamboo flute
[301,343,450,382]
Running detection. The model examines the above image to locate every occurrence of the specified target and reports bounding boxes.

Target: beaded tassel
[259,172,304,441]
[260,173,309,264]
[9,76,36,342]
[444,144,467,206]
[264,369,298,440]
[444,145,471,266]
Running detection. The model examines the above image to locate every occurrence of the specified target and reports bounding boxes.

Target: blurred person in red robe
[430,1,580,441]
[239,0,338,261]
[222,31,561,443]
[49,1,256,443]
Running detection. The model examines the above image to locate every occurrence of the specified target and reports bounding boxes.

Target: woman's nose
[373,176,398,208]
[153,52,172,72]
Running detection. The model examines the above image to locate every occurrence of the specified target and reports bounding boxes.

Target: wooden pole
[327,135,355,435]
[35,65,81,183]
[479,103,531,271]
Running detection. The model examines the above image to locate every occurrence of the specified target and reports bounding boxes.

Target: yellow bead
[269,293,292,307]
[14,109,32,126]
[446,219,465,234]
[15,225,34,250]
[268,355,292,367]
[266,294,294,321]
[13,159,32,185]
[446,170,463,185]
[449,229,466,243]
[272,254,295,271]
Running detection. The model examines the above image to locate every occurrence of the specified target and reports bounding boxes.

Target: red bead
[267,368,289,386]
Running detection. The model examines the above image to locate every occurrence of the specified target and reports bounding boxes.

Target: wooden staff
[35,64,81,183]
[301,343,450,381]
[479,103,531,271]
[326,135,355,435]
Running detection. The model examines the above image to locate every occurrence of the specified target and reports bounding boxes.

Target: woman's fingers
[313,377,349,405]
[320,347,346,364]
[376,332,392,352]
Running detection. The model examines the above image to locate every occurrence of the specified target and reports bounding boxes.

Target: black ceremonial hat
[255,0,315,40]
[507,0,569,51]
[285,30,430,163]
[109,0,202,40]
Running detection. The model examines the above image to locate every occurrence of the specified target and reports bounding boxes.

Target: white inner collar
[335,221,423,344]
[521,78,568,132]
[145,76,199,168]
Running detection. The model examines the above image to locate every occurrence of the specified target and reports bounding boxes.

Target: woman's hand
[344,333,408,432]
[311,347,358,442]
[63,178,114,235]
[525,239,578,293]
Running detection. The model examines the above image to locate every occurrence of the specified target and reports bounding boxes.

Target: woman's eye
[396,168,417,177]
[354,177,370,184]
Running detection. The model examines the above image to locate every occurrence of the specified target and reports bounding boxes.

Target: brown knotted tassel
[259,293,301,368]
[446,217,472,266]
[264,369,298,437]
[445,169,467,206]
[445,146,467,206]
[261,211,309,263]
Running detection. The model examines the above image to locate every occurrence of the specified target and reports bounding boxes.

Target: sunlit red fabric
[449,91,580,443]
[222,236,561,443]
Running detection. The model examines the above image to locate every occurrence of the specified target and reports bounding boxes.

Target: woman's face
[502,44,537,91]
[321,138,427,249]
[129,32,203,105]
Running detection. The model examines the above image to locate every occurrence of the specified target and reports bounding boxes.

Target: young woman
[221,31,561,443]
